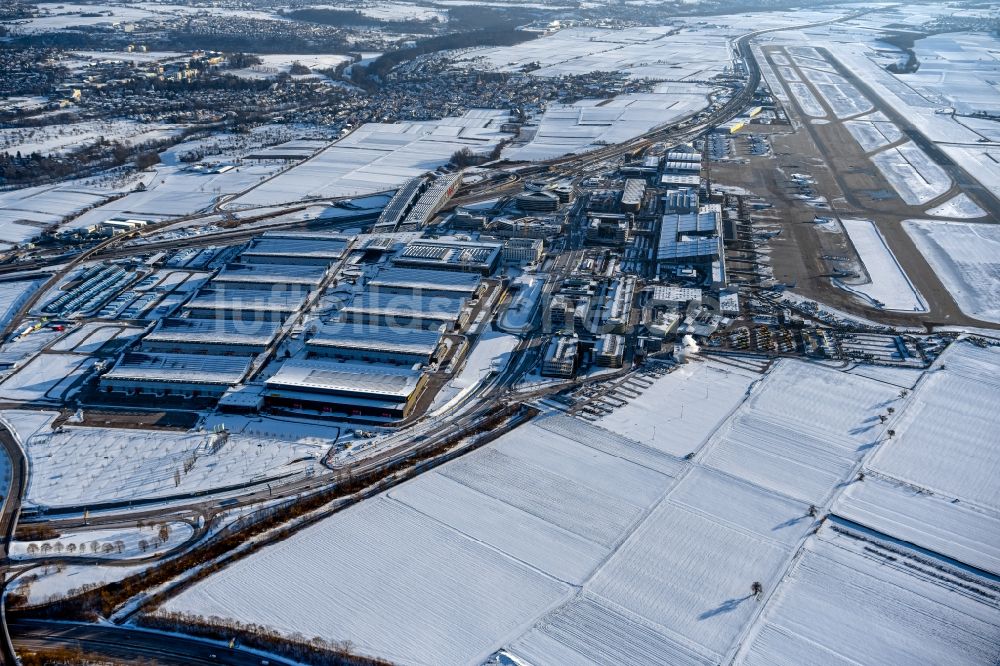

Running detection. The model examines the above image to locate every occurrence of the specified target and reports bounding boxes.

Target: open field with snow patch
[0,354,94,402]
[25,428,325,508]
[594,359,757,457]
[904,219,1000,323]
[926,193,986,219]
[867,342,1000,513]
[838,218,926,312]
[786,82,825,118]
[871,142,952,205]
[736,521,1000,666]
[799,69,872,118]
[843,119,903,152]
[700,360,900,504]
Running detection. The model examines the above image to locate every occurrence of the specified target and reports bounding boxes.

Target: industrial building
[586,214,629,245]
[142,318,281,355]
[339,292,468,331]
[367,267,482,299]
[306,325,443,366]
[210,263,326,292]
[595,276,636,333]
[594,333,626,367]
[263,359,426,421]
[240,232,351,266]
[541,334,579,378]
[392,238,502,275]
[184,289,307,322]
[373,176,428,233]
[503,238,544,265]
[650,285,703,307]
[100,352,252,397]
[374,173,461,233]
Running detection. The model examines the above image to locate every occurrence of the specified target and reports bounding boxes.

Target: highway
[11,619,294,666]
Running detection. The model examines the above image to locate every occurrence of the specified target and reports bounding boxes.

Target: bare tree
[751,581,763,599]
[54,542,64,554]
[138,539,148,553]
[40,543,52,555]
[90,541,100,554]
[158,524,171,544]
[115,540,124,554]
[102,543,114,554]
[807,505,817,518]
[67,543,77,554]
[26,543,38,556]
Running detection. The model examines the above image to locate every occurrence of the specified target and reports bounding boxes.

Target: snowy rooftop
[368,267,482,294]
[144,318,281,346]
[308,325,442,357]
[103,352,252,385]
[342,292,466,319]
[185,289,306,313]
[242,237,348,261]
[265,359,421,398]
[212,263,326,286]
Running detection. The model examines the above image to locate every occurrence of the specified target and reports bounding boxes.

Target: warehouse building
[657,204,725,284]
[306,325,443,366]
[339,292,468,331]
[142,318,281,355]
[392,238,502,275]
[264,359,426,421]
[210,263,325,292]
[100,352,252,397]
[367,266,482,299]
[184,289,306,322]
[240,232,351,266]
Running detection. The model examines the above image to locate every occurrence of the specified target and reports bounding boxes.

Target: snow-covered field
[0,184,111,246]
[736,521,1000,666]
[460,26,731,81]
[232,110,511,206]
[798,68,872,118]
[700,360,900,504]
[904,219,1000,323]
[24,427,326,509]
[837,218,926,311]
[870,142,952,205]
[843,118,903,152]
[156,343,1000,665]
[866,342,1000,513]
[786,82,826,118]
[595,360,757,457]
[926,193,987,219]
[503,85,713,161]
[0,120,182,157]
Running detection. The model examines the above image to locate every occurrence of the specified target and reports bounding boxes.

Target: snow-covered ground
[700,360,900,505]
[595,360,758,457]
[11,522,193,560]
[866,342,1000,513]
[904,219,1000,323]
[503,85,715,161]
[785,82,826,118]
[0,279,43,332]
[14,563,152,607]
[925,193,987,219]
[24,427,326,509]
[0,353,95,403]
[843,118,903,152]
[736,520,1000,666]
[459,25,731,81]
[870,142,952,205]
[837,218,927,312]
[0,120,182,157]
[430,329,518,413]
[232,110,512,206]
[156,344,1000,665]
[798,67,872,118]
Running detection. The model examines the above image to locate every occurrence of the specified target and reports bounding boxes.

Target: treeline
[353,28,536,86]
[140,612,396,666]
[0,137,162,186]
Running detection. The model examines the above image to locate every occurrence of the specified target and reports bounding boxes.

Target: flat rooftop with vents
[264,359,426,421]
[100,352,252,397]
[307,325,443,365]
[392,239,502,275]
